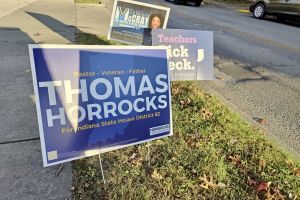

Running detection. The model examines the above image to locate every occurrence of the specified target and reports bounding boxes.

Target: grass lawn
[73,33,300,200]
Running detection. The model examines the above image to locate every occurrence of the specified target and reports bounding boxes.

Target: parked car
[165,0,202,7]
[250,0,300,20]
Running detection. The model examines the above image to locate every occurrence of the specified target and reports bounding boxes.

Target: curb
[197,81,300,162]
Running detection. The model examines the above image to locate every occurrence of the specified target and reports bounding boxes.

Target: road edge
[198,81,300,162]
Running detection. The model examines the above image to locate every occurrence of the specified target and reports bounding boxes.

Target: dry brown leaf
[256,181,269,192]
[34,32,41,37]
[199,173,218,189]
[180,100,185,106]
[294,168,300,177]
[229,155,241,165]
[151,169,163,181]
[187,138,197,149]
[255,118,268,125]
[128,153,144,166]
[200,108,213,119]
[132,158,143,166]
[248,176,271,194]
[172,87,180,95]
[179,98,192,108]
[259,159,266,171]
[266,187,277,200]
[265,187,285,200]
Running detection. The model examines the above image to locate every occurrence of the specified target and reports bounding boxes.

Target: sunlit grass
[72,33,300,200]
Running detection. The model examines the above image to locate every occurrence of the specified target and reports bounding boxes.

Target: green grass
[76,33,124,45]
[72,33,300,200]
[75,0,101,4]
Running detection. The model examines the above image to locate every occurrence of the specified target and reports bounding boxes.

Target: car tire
[195,0,202,7]
[253,3,265,19]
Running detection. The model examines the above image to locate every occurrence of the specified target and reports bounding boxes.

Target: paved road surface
[141,0,300,158]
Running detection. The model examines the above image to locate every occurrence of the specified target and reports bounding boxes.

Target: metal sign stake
[98,153,106,184]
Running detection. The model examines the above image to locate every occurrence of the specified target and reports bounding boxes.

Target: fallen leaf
[129,153,137,160]
[248,176,270,193]
[151,169,163,181]
[199,173,218,189]
[265,187,285,200]
[200,108,213,119]
[180,100,185,107]
[187,138,197,149]
[293,167,300,177]
[131,157,143,167]
[255,118,268,125]
[179,98,192,108]
[256,181,269,192]
[34,32,41,37]
[229,155,241,165]
[265,187,276,200]
[258,159,266,171]
[172,87,180,95]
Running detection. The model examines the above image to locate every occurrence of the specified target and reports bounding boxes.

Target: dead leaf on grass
[265,187,285,200]
[248,176,271,193]
[259,159,266,171]
[172,87,180,95]
[200,108,213,119]
[256,181,269,192]
[179,98,191,108]
[229,155,241,165]
[131,157,143,166]
[187,138,197,149]
[128,153,143,166]
[199,173,219,189]
[293,168,300,177]
[151,169,163,181]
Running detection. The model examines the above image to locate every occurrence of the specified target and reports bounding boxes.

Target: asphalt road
[140,0,300,157]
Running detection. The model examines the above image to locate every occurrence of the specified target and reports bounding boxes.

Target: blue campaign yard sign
[29,45,172,167]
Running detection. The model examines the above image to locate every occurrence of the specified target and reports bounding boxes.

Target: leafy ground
[73,33,300,200]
